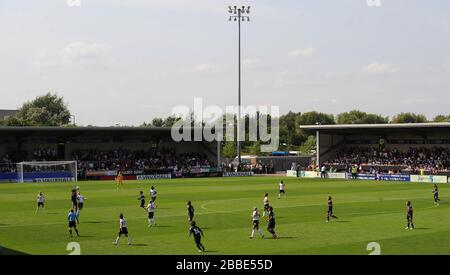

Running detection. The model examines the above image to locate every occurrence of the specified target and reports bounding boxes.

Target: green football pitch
[0,177,449,255]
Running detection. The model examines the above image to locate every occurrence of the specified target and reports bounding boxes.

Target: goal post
[16,161,78,183]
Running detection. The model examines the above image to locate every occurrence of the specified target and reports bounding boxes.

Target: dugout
[300,123,450,174]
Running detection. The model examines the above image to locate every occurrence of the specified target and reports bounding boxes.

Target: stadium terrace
[0,126,220,182]
[300,123,450,177]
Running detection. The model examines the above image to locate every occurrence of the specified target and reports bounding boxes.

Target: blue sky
[1,0,449,126]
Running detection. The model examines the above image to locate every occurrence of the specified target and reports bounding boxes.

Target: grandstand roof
[0,126,180,139]
[0,126,173,131]
[0,126,217,143]
[300,123,450,135]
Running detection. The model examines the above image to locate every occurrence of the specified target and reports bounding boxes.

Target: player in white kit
[250,207,264,239]
[147,201,156,227]
[263,193,269,217]
[36,192,45,213]
[150,186,157,207]
[113,213,131,245]
[278,180,286,199]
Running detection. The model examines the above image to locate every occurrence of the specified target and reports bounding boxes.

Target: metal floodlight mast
[228,5,250,168]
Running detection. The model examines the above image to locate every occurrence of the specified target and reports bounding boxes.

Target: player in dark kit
[71,189,78,212]
[433,184,440,206]
[267,206,277,239]
[406,201,414,230]
[326,196,338,222]
[187,201,195,222]
[189,221,205,252]
[138,191,146,210]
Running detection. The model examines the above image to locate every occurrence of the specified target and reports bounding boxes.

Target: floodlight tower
[228,5,250,167]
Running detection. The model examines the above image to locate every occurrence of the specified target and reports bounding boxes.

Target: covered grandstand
[300,122,450,176]
[0,127,220,182]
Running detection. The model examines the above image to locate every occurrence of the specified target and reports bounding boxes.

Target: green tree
[299,135,316,155]
[151,118,165,127]
[297,111,335,126]
[222,141,237,158]
[141,116,182,127]
[247,141,261,155]
[391,113,427,123]
[10,93,71,126]
[279,111,302,150]
[433,114,450,122]
[336,110,388,124]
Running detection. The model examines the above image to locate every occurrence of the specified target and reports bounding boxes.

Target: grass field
[0,176,449,255]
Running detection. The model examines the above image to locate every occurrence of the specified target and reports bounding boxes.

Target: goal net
[16,161,77,183]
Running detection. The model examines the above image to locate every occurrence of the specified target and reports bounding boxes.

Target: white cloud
[361,62,399,75]
[189,62,220,75]
[91,0,225,13]
[62,42,109,66]
[242,58,260,67]
[33,50,59,69]
[288,47,316,58]
[33,42,110,69]
[443,61,450,72]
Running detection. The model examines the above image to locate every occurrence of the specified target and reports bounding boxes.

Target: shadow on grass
[263,236,298,240]
[150,225,171,228]
[131,244,148,247]
[0,246,28,255]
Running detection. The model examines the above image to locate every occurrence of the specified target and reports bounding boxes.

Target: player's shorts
[148,212,154,219]
[268,221,276,229]
[252,220,259,228]
[264,204,269,211]
[140,201,145,208]
[78,203,84,210]
[188,213,194,220]
[151,197,157,202]
[407,214,413,221]
[194,235,202,243]
[279,189,285,194]
[69,221,76,228]
[37,202,44,207]
[328,207,333,214]
[119,227,129,236]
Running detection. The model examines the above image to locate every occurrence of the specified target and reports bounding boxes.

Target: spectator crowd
[322,147,450,174]
[0,147,213,174]
[72,148,213,174]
